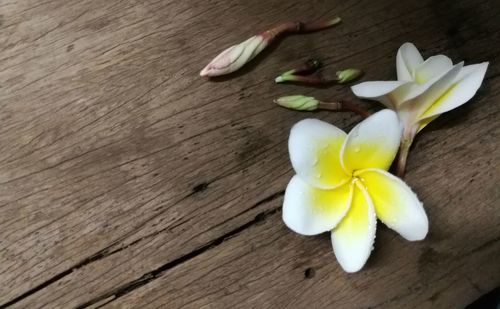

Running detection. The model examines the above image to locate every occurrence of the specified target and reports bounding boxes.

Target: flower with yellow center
[283,110,428,272]
[351,43,488,175]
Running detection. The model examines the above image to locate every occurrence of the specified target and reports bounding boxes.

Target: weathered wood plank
[105,213,499,308]
[102,77,500,308]
[0,0,499,307]
[0,0,363,304]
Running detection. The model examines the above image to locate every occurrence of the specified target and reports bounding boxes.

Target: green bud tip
[275,75,285,83]
[274,95,319,111]
[336,69,363,84]
[275,74,300,83]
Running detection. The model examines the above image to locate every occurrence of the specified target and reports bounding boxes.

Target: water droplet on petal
[354,147,360,153]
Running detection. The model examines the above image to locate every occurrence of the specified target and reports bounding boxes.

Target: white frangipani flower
[283,110,428,272]
[351,43,488,175]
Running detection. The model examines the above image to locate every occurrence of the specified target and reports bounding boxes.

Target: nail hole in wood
[304,267,315,279]
[254,212,266,225]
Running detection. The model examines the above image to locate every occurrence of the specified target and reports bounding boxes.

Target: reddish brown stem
[282,59,323,76]
[318,101,370,118]
[262,17,341,40]
[300,17,342,32]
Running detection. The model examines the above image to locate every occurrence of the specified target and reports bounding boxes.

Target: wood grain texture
[0,0,499,308]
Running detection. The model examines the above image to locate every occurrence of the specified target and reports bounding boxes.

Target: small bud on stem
[274,95,319,111]
[336,69,363,84]
[274,95,370,117]
[276,61,363,86]
[275,73,328,85]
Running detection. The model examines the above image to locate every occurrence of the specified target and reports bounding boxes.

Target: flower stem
[262,17,342,40]
[318,101,370,118]
[300,17,342,32]
[280,59,323,77]
[395,138,413,177]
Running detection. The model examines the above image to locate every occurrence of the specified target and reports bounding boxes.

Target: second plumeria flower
[351,43,488,175]
[283,110,428,272]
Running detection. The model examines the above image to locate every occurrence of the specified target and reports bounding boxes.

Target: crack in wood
[0,247,113,309]
[75,206,283,308]
[0,190,284,308]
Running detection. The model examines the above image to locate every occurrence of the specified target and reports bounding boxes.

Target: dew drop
[354,147,360,153]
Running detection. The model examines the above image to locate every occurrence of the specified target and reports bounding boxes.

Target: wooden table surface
[1,0,499,308]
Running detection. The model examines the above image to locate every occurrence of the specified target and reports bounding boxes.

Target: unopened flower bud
[336,69,363,84]
[200,17,341,77]
[274,95,319,111]
[200,35,267,77]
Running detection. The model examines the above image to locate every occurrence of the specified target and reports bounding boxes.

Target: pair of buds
[275,59,362,86]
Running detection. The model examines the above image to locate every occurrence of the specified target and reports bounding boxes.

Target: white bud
[200,35,267,77]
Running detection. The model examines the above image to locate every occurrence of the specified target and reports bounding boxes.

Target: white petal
[414,55,453,84]
[283,176,353,236]
[289,119,350,190]
[420,62,489,120]
[358,169,428,241]
[396,43,424,81]
[351,81,407,98]
[392,57,455,105]
[351,81,408,108]
[408,62,464,117]
[341,110,402,173]
[331,182,376,273]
